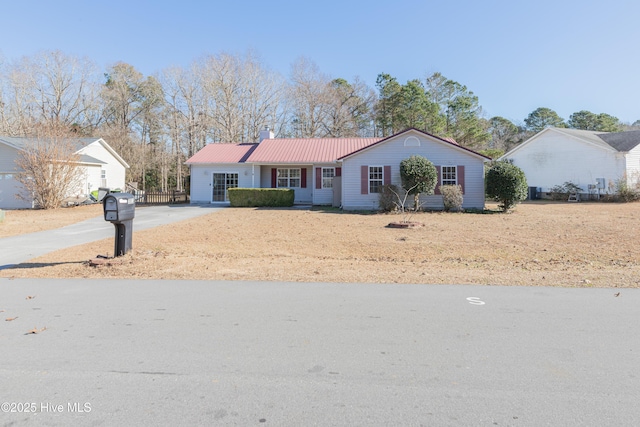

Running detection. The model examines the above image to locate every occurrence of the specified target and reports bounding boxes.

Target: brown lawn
[1,201,638,288]
[0,204,103,238]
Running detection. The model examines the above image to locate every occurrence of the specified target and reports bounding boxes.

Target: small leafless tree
[14,126,85,209]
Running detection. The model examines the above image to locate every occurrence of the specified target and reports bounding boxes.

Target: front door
[212,173,238,202]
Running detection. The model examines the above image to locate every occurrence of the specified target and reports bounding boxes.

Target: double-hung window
[322,167,335,189]
[277,168,301,188]
[369,166,383,194]
[441,166,457,186]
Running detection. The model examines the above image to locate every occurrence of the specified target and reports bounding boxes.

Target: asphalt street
[0,204,222,269]
[1,279,638,426]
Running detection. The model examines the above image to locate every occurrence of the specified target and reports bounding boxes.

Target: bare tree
[323,77,376,137]
[14,125,86,209]
[199,51,287,142]
[287,57,332,138]
[1,50,101,135]
[100,62,165,189]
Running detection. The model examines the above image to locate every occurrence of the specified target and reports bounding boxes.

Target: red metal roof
[246,138,382,163]
[186,143,258,164]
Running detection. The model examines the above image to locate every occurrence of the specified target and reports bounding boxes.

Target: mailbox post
[103,193,136,257]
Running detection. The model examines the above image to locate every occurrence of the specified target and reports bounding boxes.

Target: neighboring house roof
[598,130,640,152]
[246,138,382,163]
[78,154,107,165]
[0,135,129,168]
[185,143,258,164]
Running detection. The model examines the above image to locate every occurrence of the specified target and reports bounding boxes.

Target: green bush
[228,188,294,207]
[378,184,400,212]
[400,155,438,208]
[440,185,464,212]
[485,161,528,212]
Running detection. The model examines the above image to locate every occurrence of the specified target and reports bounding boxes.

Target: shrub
[614,178,640,202]
[549,184,567,201]
[378,184,400,212]
[400,155,438,208]
[549,181,583,201]
[228,188,294,207]
[440,185,464,212]
[485,161,528,212]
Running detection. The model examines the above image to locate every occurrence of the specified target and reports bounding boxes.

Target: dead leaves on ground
[25,326,47,335]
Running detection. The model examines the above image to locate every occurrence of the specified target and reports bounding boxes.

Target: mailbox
[103,193,135,222]
[103,192,135,257]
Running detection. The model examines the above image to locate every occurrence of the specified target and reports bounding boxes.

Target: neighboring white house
[0,136,129,209]
[186,128,490,210]
[499,127,640,196]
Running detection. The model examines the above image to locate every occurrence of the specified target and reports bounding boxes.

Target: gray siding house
[187,128,490,210]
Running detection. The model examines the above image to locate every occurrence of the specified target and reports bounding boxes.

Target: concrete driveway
[0,204,222,269]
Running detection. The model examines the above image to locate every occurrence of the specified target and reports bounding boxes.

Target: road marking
[466,297,485,305]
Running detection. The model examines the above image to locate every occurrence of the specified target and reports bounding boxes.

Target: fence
[133,190,189,205]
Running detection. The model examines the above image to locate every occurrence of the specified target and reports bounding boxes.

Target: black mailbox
[103,192,135,257]
[103,193,135,222]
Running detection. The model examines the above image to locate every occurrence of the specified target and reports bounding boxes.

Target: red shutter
[271,168,277,188]
[335,167,342,177]
[316,167,322,189]
[384,166,391,185]
[458,165,465,194]
[301,168,307,188]
[434,166,441,195]
[361,165,368,194]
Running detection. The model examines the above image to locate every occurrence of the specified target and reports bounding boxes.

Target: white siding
[189,164,255,204]
[341,131,486,210]
[626,145,640,188]
[77,140,127,191]
[505,131,624,194]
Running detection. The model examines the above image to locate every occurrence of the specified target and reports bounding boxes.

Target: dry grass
[1,201,639,288]
[0,204,102,238]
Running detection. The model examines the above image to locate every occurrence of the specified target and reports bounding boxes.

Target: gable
[339,128,490,162]
[78,139,130,169]
[503,128,616,160]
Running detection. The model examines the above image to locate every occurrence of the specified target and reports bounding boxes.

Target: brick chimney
[259,126,274,142]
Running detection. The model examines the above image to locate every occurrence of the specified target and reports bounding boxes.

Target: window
[441,166,457,186]
[369,166,383,193]
[101,169,106,179]
[277,168,301,188]
[322,167,335,189]
[212,172,238,202]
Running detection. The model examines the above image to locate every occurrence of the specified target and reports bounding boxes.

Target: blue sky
[2,0,639,124]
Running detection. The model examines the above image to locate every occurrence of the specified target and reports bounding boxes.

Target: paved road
[1,279,638,426]
[0,204,222,269]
